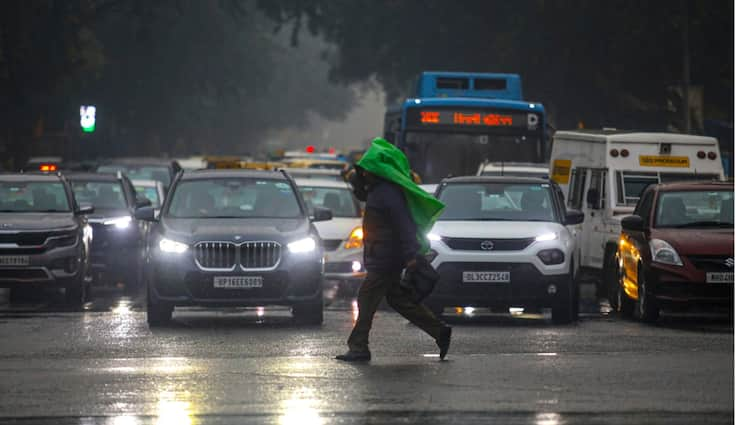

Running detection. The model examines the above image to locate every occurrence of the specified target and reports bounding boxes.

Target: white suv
[425,176,584,323]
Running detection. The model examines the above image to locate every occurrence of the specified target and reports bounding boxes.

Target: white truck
[548,130,725,299]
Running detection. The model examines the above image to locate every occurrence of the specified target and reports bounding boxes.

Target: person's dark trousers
[348,270,444,353]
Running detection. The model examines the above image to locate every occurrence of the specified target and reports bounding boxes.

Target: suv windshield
[0,182,71,212]
[655,190,734,228]
[98,165,171,187]
[71,181,127,210]
[167,178,302,219]
[437,182,556,222]
[299,186,359,218]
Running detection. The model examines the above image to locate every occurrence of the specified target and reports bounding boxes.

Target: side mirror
[76,203,95,215]
[311,207,333,222]
[135,207,157,222]
[135,196,152,208]
[564,209,584,225]
[621,215,645,232]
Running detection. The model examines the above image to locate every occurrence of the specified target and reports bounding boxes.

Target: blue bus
[383,72,548,184]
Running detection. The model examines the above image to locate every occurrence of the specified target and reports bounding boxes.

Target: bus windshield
[405,132,542,184]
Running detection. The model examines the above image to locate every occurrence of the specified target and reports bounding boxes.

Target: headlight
[427,233,442,242]
[103,216,132,229]
[535,232,557,242]
[159,238,189,254]
[288,237,317,254]
[344,226,364,249]
[650,239,683,266]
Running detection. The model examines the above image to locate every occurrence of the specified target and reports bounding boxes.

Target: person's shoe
[436,326,452,360]
[335,350,371,362]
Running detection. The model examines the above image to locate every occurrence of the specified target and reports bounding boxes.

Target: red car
[615,181,733,322]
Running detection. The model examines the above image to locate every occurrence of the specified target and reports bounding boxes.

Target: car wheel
[65,282,84,307]
[603,245,618,309]
[552,276,574,324]
[637,269,660,323]
[146,288,173,326]
[615,265,635,319]
[292,297,324,325]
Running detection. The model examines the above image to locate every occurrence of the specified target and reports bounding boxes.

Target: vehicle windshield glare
[405,132,541,184]
[0,182,71,212]
[299,186,359,217]
[98,165,171,187]
[135,185,161,208]
[167,178,302,219]
[72,181,127,210]
[438,182,556,222]
[655,190,734,228]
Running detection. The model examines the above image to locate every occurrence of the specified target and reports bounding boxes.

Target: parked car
[68,173,151,292]
[294,178,365,300]
[425,176,584,323]
[136,169,332,326]
[615,181,734,322]
[96,157,181,189]
[477,161,550,179]
[0,173,93,305]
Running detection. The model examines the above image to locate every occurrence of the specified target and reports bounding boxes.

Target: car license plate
[463,271,510,283]
[213,276,263,289]
[0,256,30,266]
[706,272,733,283]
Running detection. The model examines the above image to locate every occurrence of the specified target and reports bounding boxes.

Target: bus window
[568,168,588,209]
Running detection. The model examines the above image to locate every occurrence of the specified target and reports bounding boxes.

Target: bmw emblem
[480,240,495,250]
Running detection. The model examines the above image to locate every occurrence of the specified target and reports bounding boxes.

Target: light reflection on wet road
[0,289,733,424]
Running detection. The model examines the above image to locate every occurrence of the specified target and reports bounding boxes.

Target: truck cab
[549,130,725,299]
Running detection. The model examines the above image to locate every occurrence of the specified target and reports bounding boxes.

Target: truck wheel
[602,244,618,308]
[146,289,173,326]
[637,270,660,323]
[293,297,324,325]
[616,265,635,319]
[552,277,574,324]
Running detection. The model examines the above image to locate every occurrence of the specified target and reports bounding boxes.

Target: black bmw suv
[0,173,94,305]
[136,169,332,326]
[68,172,151,292]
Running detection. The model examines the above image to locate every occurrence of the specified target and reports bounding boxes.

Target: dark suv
[68,173,151,292]
[0,173,93,305]
[136,169,332,326]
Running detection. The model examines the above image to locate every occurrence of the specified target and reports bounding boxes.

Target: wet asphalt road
[0,286,733,424]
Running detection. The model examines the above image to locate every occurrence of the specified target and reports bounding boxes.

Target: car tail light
[39,164,58,172]
[620,149,629,157]
[708,151,717,160]
[344,226,363,249]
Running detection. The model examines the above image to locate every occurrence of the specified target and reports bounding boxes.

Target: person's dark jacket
[362,178,420,273]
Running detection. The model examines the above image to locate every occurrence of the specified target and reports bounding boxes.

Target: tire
[637,268,660,323]
[602,244,618,309]
[292,297,324,325]
[552,273,574,324]
[65,275,86,307]
[572,277,581,322]
[146,288,173,326]
[616,264,635,319]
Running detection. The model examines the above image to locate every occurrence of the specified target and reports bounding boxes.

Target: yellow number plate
[638,156,690,167]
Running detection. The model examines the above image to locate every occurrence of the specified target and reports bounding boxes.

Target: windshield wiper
[673,221,734,228]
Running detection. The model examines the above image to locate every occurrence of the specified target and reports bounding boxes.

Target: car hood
[651,228,734,256]
[313,217,361,240]
[430,220,567,239]
[0,213,78,232]
[160,217,311,243]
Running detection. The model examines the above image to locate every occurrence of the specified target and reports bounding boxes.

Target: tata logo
[480,240,495,250]
[725,258,734,268]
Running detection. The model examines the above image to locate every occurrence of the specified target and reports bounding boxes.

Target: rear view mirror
[621,215,645,231]
[135,196,152,208]
[564,210,584,225]
[76,203,95,216]
[311,207,333,222]
[135,207,157,222]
